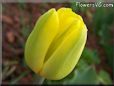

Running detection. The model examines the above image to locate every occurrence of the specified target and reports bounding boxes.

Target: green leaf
[76,59,89,71]
[81,48,100,64]
[67,66,99,84]
[98,70,112,84]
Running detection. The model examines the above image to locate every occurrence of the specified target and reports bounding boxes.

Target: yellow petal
[40,20,87,80]
[54,25,87,80]
[57,7,83,37]
[25,8,59,73]
[45,8,83,61]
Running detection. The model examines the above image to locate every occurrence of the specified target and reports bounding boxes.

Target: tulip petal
[45,8,83,61]
[54,25,87,80]
[25,8,59,73]
[40,20,87,80]
[57,7,83,37]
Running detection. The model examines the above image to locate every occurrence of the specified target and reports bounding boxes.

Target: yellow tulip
[25,7,87,80]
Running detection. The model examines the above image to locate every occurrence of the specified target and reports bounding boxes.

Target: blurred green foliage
[98,70,112,84]
[82,48,100,64]
[93,7,114,69]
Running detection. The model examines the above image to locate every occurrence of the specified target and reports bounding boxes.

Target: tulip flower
[25,7,87,80]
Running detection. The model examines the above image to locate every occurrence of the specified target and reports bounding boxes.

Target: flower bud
[25,8,87,80]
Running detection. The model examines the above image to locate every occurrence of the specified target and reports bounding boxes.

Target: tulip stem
[33,74,45,85]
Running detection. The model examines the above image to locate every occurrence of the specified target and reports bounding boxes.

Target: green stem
[33,75,45,85]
